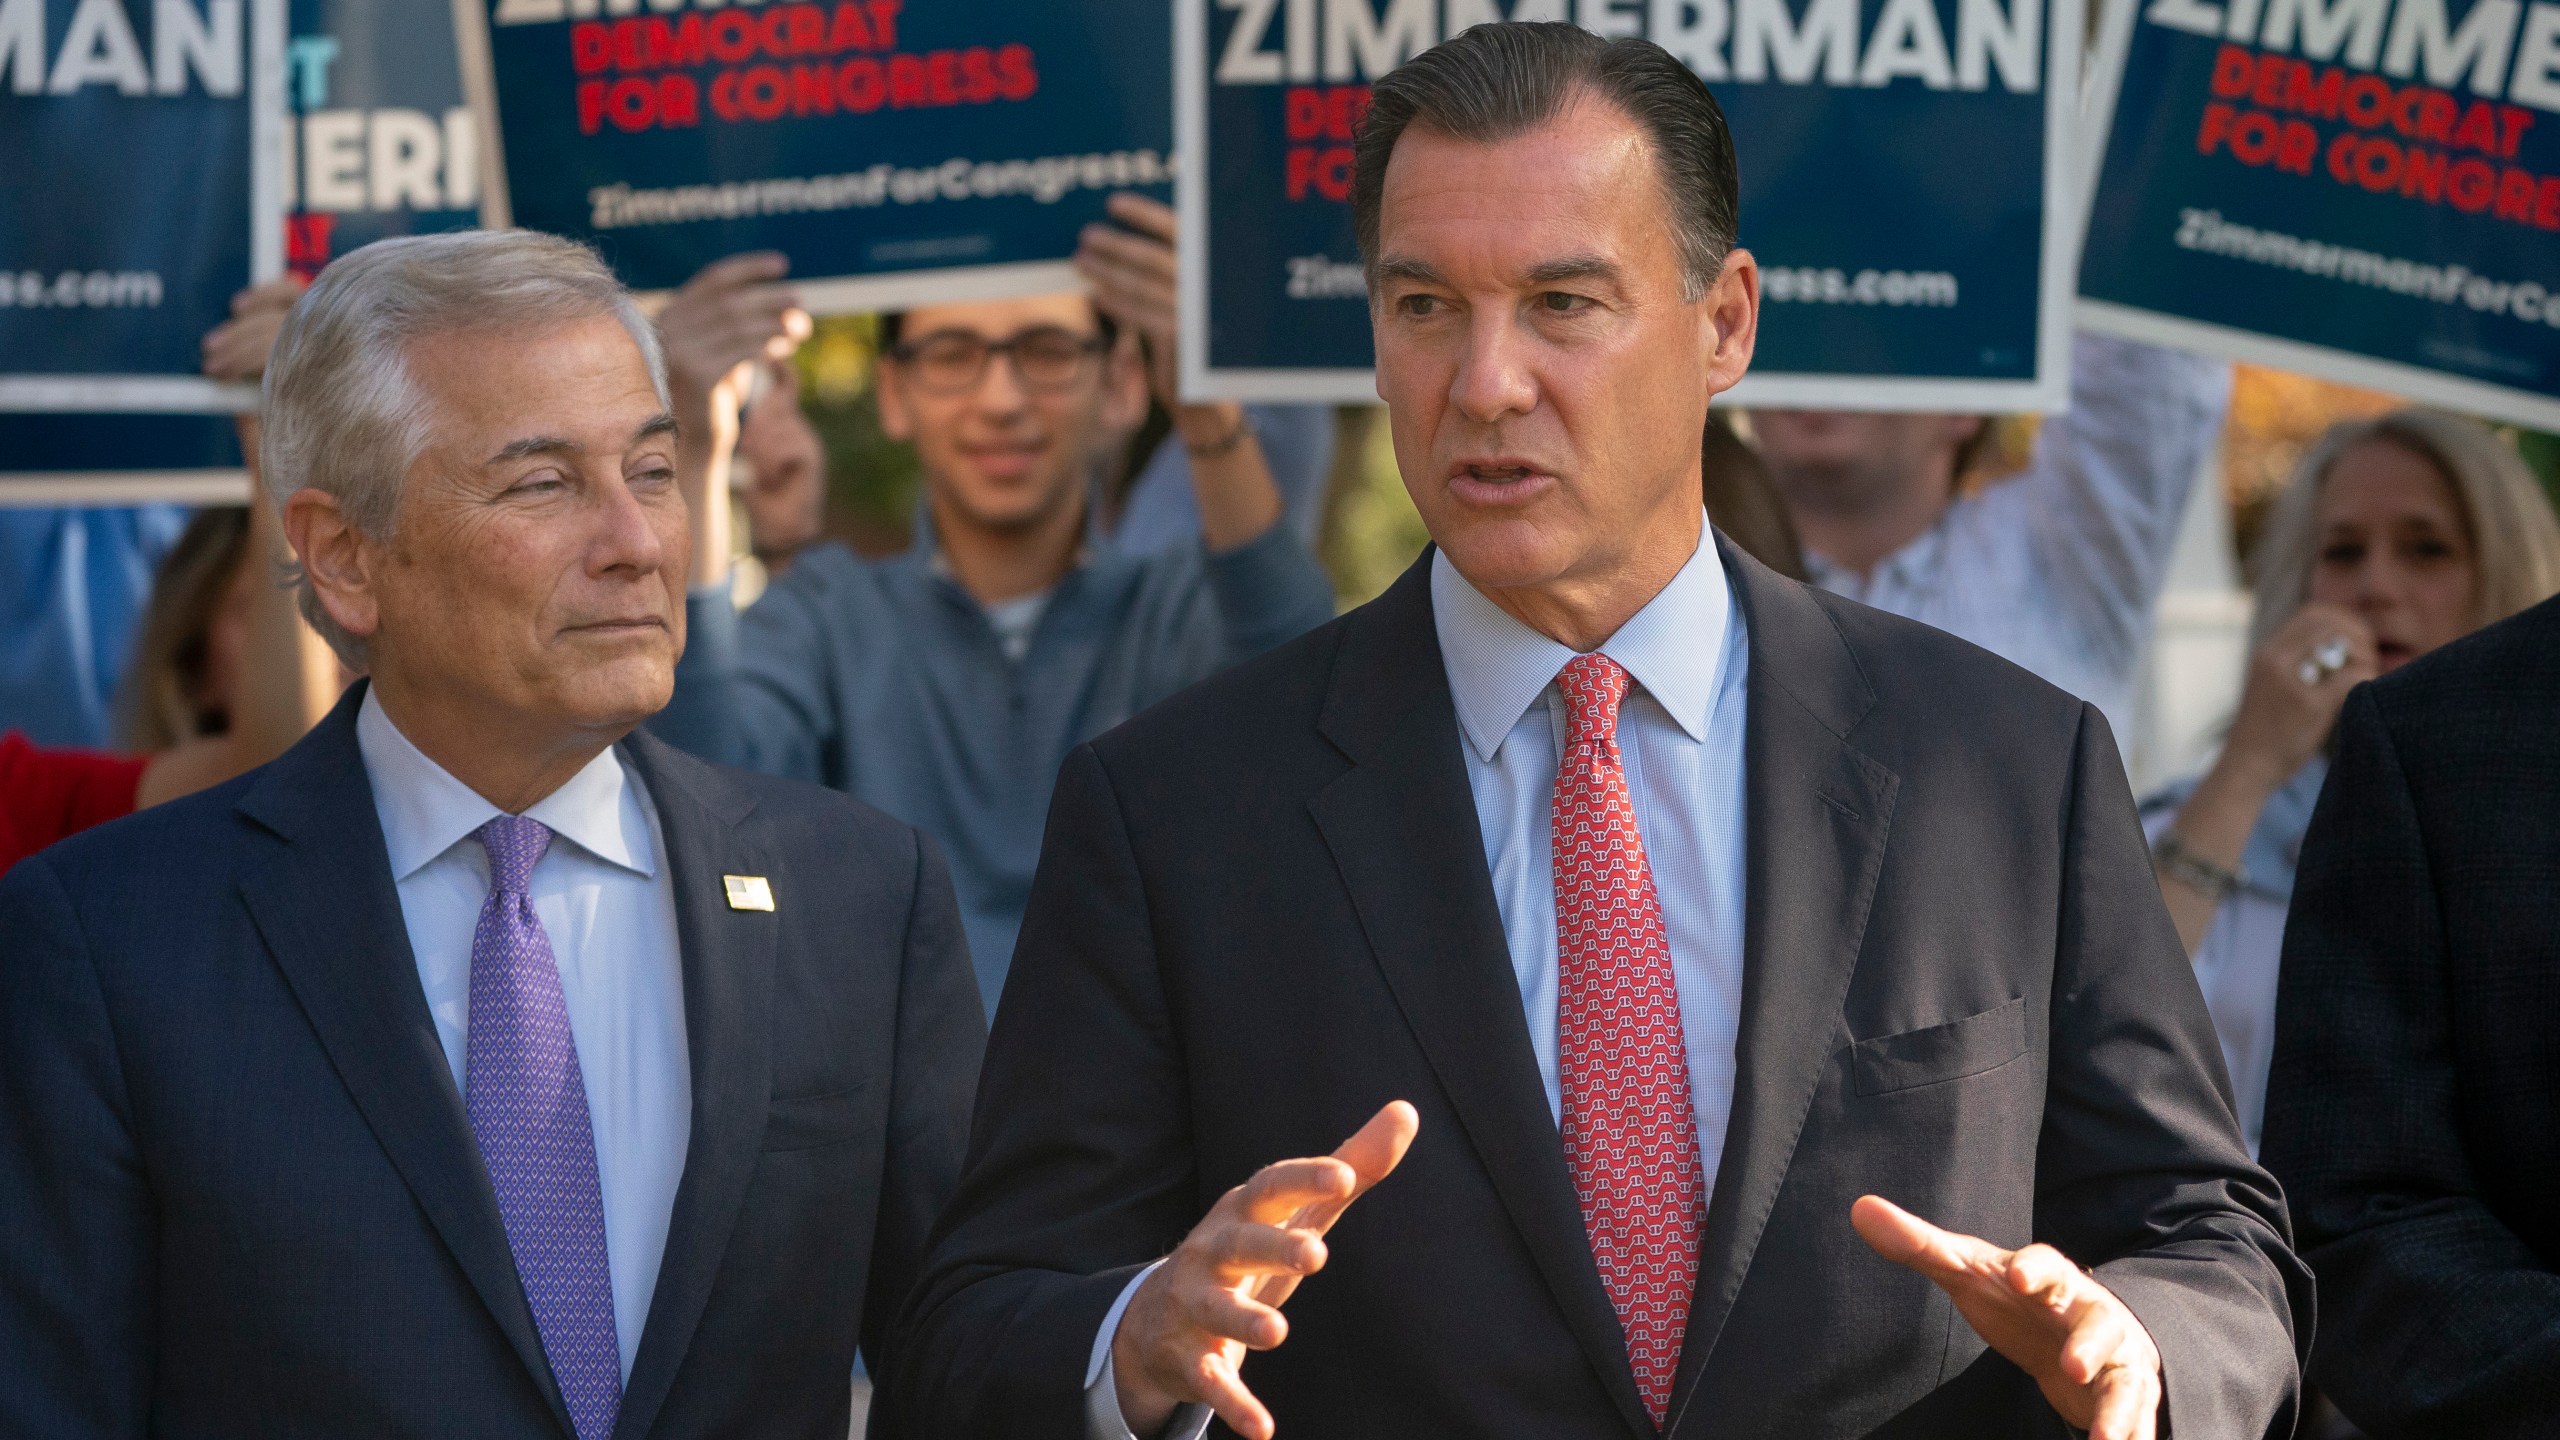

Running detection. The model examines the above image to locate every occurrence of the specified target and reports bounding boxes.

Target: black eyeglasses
[889,326,1109,395]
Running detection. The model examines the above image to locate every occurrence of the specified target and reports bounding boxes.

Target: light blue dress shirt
[355,691,692,1381]
[1086,517,1750,1439]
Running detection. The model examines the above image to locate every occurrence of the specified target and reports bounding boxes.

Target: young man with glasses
[650,247,1336,1016]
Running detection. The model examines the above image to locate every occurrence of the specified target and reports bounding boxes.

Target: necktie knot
[1556,653,1631,748]
[475,815,553,897]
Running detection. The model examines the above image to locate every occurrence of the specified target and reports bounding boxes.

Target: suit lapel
[1307,558,1655,1440]
[1665,541,1898,1436]
[611,731,776,1440]
[234,685,575,1438]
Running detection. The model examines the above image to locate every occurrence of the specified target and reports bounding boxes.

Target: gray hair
[2248,408,2560,653]
[259,230,668,667]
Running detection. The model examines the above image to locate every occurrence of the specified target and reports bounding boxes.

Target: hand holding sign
[1852,1195,2164,1440]
[657,252,811,587]
[1112,1101,1419,1440]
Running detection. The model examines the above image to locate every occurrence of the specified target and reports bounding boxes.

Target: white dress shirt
[1085,518,1750,1438]
[355,691,692,1380]
[1805,334,2229,750]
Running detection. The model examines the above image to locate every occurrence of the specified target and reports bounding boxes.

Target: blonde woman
[2142,410,2560,1156]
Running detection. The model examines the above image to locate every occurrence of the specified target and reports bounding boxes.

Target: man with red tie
[895,22,2307,1440]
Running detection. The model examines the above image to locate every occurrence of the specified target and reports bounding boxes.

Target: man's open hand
[1112,1101,1419,1440]
[1853,1196,2164,1440]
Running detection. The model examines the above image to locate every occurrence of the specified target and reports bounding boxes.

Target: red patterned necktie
[1553,653,1706,1430]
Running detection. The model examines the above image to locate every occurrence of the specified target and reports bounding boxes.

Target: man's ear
[1701,248,1760,401]
[1100,330,1150,432]
[280,487,382,649]
[874,358,916,443]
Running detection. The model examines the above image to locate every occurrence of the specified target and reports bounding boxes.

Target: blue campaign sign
[0,414,248,504]
[2077,0,2560,430]
[460,0,1175,310]
[0,0,284,411]
[282,0,480,277]
[1178,0,2078,408]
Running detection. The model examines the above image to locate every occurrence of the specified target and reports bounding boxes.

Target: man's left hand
[1852,1195,2163,1440]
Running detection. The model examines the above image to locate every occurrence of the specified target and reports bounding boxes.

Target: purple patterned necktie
[466,815,622,1440]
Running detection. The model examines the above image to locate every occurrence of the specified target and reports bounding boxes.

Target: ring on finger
[2296,636,2351,686]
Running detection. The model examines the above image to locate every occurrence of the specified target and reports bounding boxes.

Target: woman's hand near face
[2153,602,2377,953]
[2223,603,2378,791]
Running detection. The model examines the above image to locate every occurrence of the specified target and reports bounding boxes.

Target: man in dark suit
[0,231,983,1438]
[895,23,2306,1440]
[2261,595,2560,1437]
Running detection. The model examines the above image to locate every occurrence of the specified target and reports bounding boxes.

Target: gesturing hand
[1853,1196,2164,1440]
[1113,1101,1419,1440]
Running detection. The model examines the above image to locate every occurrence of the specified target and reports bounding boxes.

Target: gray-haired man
[0,231,983,1439]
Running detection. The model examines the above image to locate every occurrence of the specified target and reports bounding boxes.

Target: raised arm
[644,257,839,781]
[1999,334,2230,678]
[1075,194,1282,554]
[2261,687,2560,1436]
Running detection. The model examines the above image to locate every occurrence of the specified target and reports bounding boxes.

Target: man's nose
[1449,311,1538,424]
[595,471,669,575]
[972,349,1033,414]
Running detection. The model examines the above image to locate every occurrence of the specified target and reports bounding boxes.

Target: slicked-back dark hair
[1352,22,1740,299]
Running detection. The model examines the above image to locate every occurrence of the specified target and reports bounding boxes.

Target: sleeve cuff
[1083,1261,1211,1440]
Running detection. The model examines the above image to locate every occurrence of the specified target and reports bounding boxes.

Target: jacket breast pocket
[1852,998,2029,1096]
[761,1082,877,1153]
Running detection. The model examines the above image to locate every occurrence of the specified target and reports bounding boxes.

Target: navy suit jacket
[0,685,984,1438]
[897,541,2308,1439]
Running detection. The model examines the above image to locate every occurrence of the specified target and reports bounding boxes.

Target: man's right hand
[1112,1101,1418,1440]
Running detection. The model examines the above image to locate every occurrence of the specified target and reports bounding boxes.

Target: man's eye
[1537,291,1590,314]
[631,465,677,489]
[510,473,566,495]
[1396,294,1440,317]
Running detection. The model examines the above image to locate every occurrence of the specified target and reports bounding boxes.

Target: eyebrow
[1373,255,1447,288]
[486,412,678,466]
[1524,255,1622,287]
[1372,254,1626,289]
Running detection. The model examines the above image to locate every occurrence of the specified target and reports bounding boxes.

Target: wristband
[1182,412,1255,461]
[2152,829,2247,902]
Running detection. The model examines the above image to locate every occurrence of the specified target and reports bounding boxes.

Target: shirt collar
[1429,512,1732,763]
[1805,513,1949,600]
[354,687,657,884]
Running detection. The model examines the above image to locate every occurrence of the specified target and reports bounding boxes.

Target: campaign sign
[0,0,284,411]
[1179,0,2080,408]
[2077,0,2560,429]
[460,0,1174,311]
[0,414,248,505]
[282,0,481,278]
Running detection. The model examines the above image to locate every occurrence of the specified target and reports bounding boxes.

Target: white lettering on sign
[1214,0,2041,90]
[283,106,479,212]
[0,0,242,95]
[2142,0,2560,111]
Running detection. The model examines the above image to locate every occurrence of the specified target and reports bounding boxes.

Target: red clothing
[1,731,146,876]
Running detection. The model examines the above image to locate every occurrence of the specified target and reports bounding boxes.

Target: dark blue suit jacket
[0,685,984,1438]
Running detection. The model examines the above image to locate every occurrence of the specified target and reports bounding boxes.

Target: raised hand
[1112,1101,1419,1440]
[200,275,309,382]
[1073,192,1183,413]
[1852,1196,2164,1440]
[655,252,810,587]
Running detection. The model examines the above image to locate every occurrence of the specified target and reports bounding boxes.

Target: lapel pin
[722,874,775,912]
